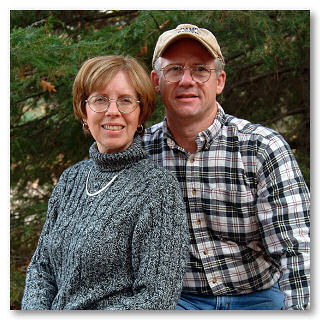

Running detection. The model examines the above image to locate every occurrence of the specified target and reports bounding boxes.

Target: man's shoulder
[145,121,164,135]
[143,121,165,143]
[224,113,279,140]
[142,121,166,155]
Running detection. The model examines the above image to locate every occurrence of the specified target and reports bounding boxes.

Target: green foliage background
[10,10,310,309]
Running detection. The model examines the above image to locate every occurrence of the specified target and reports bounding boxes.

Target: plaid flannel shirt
[143,104,310,310]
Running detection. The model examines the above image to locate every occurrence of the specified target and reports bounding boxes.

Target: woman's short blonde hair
[73,55,155,131]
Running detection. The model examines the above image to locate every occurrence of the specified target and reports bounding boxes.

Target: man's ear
[216,70,226,95]
[151,70,160,93]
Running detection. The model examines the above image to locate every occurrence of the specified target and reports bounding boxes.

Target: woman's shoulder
[58,159,92,183]
[135,158,180,188]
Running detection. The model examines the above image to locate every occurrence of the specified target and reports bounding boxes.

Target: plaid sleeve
[255,133,310,309]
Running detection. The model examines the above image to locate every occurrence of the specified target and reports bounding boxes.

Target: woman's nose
[105,100,121,115]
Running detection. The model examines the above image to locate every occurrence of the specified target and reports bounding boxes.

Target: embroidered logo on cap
[177,26,199,34]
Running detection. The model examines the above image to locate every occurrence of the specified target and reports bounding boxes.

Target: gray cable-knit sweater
[21,135,189,310]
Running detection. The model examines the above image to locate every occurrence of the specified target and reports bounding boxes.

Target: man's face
[152,38,226,124]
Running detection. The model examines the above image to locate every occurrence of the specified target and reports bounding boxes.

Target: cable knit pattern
[22,135,189,310]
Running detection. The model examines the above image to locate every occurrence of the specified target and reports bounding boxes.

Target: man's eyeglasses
[160,64,216,83]
[85,96,140,114]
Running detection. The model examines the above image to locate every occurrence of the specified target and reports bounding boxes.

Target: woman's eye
[95,97,107,103]
[120,98,133,104]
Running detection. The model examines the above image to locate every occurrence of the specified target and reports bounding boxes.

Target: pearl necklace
[85,167,124,197]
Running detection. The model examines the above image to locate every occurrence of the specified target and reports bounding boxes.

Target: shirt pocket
[202,186,259,243]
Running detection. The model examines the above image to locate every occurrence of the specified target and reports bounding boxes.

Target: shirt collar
[162,120,185,152]
[162,103,225,151]
[198,103,225,147]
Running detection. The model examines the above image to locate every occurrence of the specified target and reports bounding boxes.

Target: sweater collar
[89,134,147,172]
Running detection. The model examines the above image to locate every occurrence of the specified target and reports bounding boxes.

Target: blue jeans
[176,283,285,310]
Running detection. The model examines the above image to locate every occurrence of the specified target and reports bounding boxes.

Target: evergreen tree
[10,10,310,309]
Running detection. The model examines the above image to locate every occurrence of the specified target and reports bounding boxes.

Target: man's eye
[194,66,208,72]
[167,65,182,72]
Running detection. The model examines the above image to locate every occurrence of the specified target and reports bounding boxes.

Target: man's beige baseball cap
[152,23,224,68]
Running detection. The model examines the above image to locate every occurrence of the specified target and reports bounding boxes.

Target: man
[142,24,310,310]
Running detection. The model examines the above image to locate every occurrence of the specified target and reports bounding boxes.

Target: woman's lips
[101,124,125,132]
[102,125,124,131]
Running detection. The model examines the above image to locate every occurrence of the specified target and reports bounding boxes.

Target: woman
[21,55,189,310]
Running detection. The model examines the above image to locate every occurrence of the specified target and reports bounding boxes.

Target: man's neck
[166,107,217,154]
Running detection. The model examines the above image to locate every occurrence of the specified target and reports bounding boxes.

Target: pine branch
[224,67,295,94]
[13,83,65,104]
[26,10,139,29]
[263,107,308,125]
[62,10,139,25]
[11,112,58,131]
[10,109,69,132]
[149,12,160,29]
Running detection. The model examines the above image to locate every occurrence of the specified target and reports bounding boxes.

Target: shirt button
[203,249,208,255]
[192,189,196,195]
[195,219,201,225]
[189,158,194,163]
[167,138,175,148]
[212,277,217,283]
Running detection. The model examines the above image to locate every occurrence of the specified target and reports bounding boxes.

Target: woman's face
[85,71,141,154]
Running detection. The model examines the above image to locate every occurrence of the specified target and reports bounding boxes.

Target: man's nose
[179,68,194,85]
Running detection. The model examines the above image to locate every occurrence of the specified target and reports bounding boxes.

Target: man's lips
[176,93,198,99]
